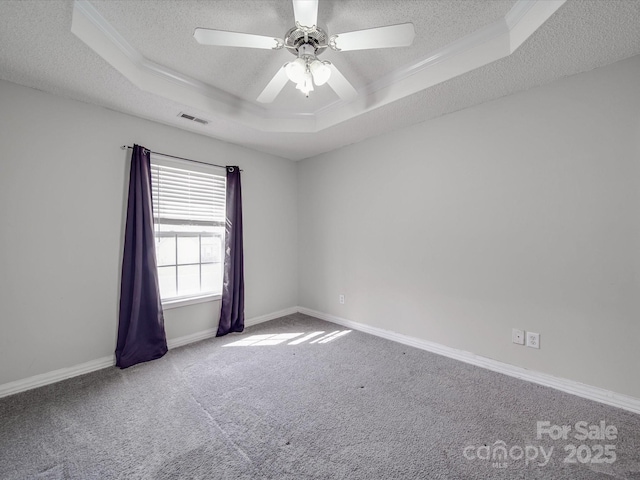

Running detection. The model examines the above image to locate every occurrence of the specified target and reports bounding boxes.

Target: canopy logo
[463,441,553,469]
[463,420,618,469]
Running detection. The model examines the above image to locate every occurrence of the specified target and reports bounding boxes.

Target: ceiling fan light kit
[194,0,415,103]
[310,60,331,86]
[285,57,306,84]
[284,44,331,97]
[295,72,314,96]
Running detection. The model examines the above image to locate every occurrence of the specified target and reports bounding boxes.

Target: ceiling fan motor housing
[284,26,328,56]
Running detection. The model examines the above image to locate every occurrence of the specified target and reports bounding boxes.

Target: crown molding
[71,0,317,133]
[71,0,565,134]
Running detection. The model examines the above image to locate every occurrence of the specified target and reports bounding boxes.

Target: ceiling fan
[193,0,415,103]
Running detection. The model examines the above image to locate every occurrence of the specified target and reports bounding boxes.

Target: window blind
[150,158,226,227]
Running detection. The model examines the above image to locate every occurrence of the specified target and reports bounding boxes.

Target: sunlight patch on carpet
[223,331,352,347]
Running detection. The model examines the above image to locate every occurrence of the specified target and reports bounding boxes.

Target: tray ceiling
[1,0,639,160]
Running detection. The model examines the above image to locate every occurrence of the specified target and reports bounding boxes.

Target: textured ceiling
[88,0,514,113]
[1,1,639,160]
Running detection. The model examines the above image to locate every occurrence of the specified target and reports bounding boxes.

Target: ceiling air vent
[178,112,209,125]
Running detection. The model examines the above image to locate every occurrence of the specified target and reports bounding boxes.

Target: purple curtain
[115,145,168,368]
[217,166,245,336]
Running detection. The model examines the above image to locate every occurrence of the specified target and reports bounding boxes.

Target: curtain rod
[120,145,239,171]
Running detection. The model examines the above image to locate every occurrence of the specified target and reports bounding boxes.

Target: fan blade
[292,0,318,28]
[194,28,282,50]
[332,23,415,51]
[326,63,357,101]
[257,65,290,103]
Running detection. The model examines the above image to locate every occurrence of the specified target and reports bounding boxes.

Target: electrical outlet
[339,294,345,304]
[512,328,525,345]
[526,332,540,349]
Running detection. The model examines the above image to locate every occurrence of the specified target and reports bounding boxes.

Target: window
[150,154,226,304]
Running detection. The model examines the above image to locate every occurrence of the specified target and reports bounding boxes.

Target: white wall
[298,55,640,399]
[2,55,639,399]
[0,79,298,386]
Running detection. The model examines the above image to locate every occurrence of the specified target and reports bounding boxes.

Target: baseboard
[166,307,298,348]
[0,355,115,399]
[166,328,217,349]
[0,306,298,399]
[244,306,299,327]
[8,305,636,414]
[297,307,640,415]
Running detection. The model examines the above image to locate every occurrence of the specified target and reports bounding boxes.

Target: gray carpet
[1,313,639,479]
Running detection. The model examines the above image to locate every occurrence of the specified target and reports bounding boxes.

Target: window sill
[162,294,221,310]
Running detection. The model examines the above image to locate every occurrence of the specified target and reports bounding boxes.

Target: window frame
[150,153,226,308]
